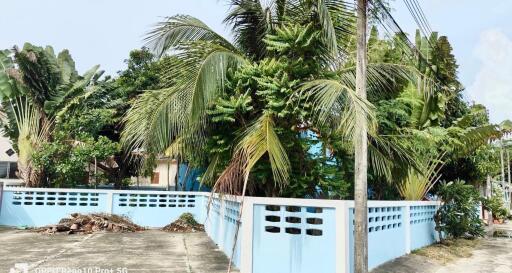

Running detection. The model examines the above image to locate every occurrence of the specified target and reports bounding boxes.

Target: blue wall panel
[252,204,336,273]
[349,206,407,272]
[111,192,204,227]
[0,190,107,227]
[410,205,437,250]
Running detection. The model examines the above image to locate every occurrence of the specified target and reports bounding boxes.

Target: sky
[1,0,511,123]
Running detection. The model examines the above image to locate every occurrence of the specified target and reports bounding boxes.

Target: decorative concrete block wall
[0,186,439,273]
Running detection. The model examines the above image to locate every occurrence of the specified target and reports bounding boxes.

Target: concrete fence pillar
[335,202,350,273]
[240,198,254,273]
[0,182,3,215]
[106,192,114,214]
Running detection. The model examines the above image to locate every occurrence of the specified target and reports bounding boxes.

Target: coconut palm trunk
[354,0,369,272]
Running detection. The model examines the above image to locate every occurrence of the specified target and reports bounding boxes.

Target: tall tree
[122,0,418,197]
[0,44,111,187]
[354,0,368,272]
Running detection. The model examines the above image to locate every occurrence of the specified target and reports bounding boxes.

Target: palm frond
[236,112,290,185]
[122,43,247,160]
[165,43,248,121]
[224,0,278,59]
[44,65,101,118]
[145,15,236,57]
[300,79,376,140]
[316,0,339,57]
[339,63,428,97]
[213,151,248,195]
[368,133,420,182]
[121,87,189,156]
[397,152,445,200]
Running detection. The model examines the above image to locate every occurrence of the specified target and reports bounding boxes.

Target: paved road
[372,238,512,273]
[0,228,239,273]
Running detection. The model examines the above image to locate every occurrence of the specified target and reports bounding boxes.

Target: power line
[370,6,415,60]
[410,0,433,35]
[403,0,432,42]
[369,0,446,89]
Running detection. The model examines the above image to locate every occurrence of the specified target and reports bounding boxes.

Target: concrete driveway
[372,238,512,273]
[0,227,239,273]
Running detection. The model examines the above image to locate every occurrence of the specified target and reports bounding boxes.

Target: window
[9,162,17,178]
[0,161,18,179]
[151,172,160,184]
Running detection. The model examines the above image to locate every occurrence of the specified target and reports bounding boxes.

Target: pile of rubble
[162,213,204,233]
[36,213,144,234]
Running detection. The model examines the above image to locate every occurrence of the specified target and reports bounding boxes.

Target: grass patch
[412,239,479,265]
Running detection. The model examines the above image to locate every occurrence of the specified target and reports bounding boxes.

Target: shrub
[482,186,510,221]
[435,180,484,239]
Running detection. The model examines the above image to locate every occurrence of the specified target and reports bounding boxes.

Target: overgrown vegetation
[482,186,510,222]
[0,1,510,202]
[435,180,485,239]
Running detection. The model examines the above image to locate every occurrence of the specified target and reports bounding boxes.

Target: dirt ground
[372,238,512,273]
[0,227,239,273]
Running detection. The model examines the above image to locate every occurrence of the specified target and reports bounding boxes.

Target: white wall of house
[153,158,178,188]
[0,134,22,184]
[0,135,17,162]
[131,158,178,189]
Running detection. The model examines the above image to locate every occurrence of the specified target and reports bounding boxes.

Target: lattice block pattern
[348,206,407,272]
[410,205,436,225]
[115,193,197,208]
[1,190,108,227]
[350,206,404,233]
[262,205,326,236]
[202,197,243,268]
[11,191,100,207]
[224,200,241,224]
[211,198,221,215]
[367,206,403,233]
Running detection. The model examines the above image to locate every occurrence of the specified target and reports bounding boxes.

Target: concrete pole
[355,0,369,272]
[487,175,494,235]
[501,141,505,183]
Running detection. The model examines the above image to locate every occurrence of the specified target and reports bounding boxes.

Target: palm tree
[122,0,421,195]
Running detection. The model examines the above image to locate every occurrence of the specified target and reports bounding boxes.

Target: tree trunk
[166,159,171,191]
[507,150,511,209]
[501,141,505,182]
[94,157,97,189]
[355,1,369,273]
[486,175,494,235]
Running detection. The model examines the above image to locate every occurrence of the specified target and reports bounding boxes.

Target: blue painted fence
[0,186,439,273]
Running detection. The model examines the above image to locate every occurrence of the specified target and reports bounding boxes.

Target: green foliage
[473,146,501,178]
[482,186,510,221]
[33,132,120,188]
[178,212,200,226]
[116,48,163,97]
[119,0,503,199]
[435,180,485,239]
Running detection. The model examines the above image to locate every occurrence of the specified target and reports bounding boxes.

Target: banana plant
[0,44,104,186]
